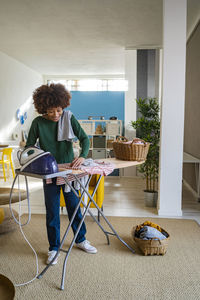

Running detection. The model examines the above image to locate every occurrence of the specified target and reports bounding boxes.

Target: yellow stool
[0,148,15,181]
[60,174,104,221]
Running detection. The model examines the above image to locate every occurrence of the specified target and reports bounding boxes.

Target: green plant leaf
[131,97,160,192]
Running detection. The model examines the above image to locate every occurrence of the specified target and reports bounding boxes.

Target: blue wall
[68,91,124,121]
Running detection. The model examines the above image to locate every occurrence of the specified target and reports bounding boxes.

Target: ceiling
[0,0,199,76]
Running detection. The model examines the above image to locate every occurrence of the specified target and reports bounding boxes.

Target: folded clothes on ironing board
[80,158,115,176]
[58,159,115,177]
[45,159,114,195]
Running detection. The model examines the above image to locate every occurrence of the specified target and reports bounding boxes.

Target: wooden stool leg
[2,162,6,181]
[6,163,10,177]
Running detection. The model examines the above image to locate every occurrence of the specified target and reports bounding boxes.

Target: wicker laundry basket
[107,139,114,149]
[113,136,150,161]
[132,226,170,256]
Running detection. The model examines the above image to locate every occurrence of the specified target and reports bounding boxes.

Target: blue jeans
[43,179,86,251]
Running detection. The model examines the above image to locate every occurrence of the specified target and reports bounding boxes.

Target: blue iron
[18,146,58,175]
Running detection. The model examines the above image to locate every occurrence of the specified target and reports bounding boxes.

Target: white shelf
[79,119,122,160]
[79,119,122,136]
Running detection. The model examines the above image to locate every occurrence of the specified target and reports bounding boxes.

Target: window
[47,79,128,91]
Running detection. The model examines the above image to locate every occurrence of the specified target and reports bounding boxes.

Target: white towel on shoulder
[57,110,76,142]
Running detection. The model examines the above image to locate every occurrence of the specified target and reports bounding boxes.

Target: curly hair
[33,83,71,114]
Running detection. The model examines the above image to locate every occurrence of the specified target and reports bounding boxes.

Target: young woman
[26,83,97,265]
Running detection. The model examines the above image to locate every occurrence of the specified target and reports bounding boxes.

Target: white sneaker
[76,240,97,254]
[46,250,59,265]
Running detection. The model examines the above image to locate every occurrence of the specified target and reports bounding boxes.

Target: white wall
[123,49,137,176]
[0,51,42,144]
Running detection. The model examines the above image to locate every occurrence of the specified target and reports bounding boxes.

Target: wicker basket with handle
[132,227,170,256]
[113,136,150,161]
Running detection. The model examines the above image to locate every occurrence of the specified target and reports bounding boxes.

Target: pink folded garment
[123,140,145,145]
[123,141,132,144]
[46,161,115,185]
[80,160,115,176]
[58,161,114,176]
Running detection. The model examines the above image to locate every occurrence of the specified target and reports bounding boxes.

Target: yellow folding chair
[0,148,15,181]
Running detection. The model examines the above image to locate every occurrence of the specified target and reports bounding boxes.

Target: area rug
[0,215,200,300]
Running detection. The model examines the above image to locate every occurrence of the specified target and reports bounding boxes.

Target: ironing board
[14,158,144,290]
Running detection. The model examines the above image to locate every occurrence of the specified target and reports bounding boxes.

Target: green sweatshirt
[26,115,89,163]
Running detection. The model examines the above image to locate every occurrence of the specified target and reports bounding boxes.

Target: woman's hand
[71,157,85,167]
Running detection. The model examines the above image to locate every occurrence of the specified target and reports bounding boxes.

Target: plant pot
[144,190,158,207]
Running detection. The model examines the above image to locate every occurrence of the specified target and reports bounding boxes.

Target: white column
[123,49,137,176]
[158,0,187,216]
[124,49,137,139]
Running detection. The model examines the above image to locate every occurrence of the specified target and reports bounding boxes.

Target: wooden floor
[1,175,200,224]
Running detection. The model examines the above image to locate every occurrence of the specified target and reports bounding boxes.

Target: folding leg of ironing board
[59,174,135,290]
[38,174,111,289]
[15,169,135,290]
[37,175,93,279]
[38,173,135,290]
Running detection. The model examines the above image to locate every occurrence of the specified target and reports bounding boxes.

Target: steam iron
[18,146,58,175]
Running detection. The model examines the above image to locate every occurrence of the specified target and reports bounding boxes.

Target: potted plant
[131,97,160,207]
